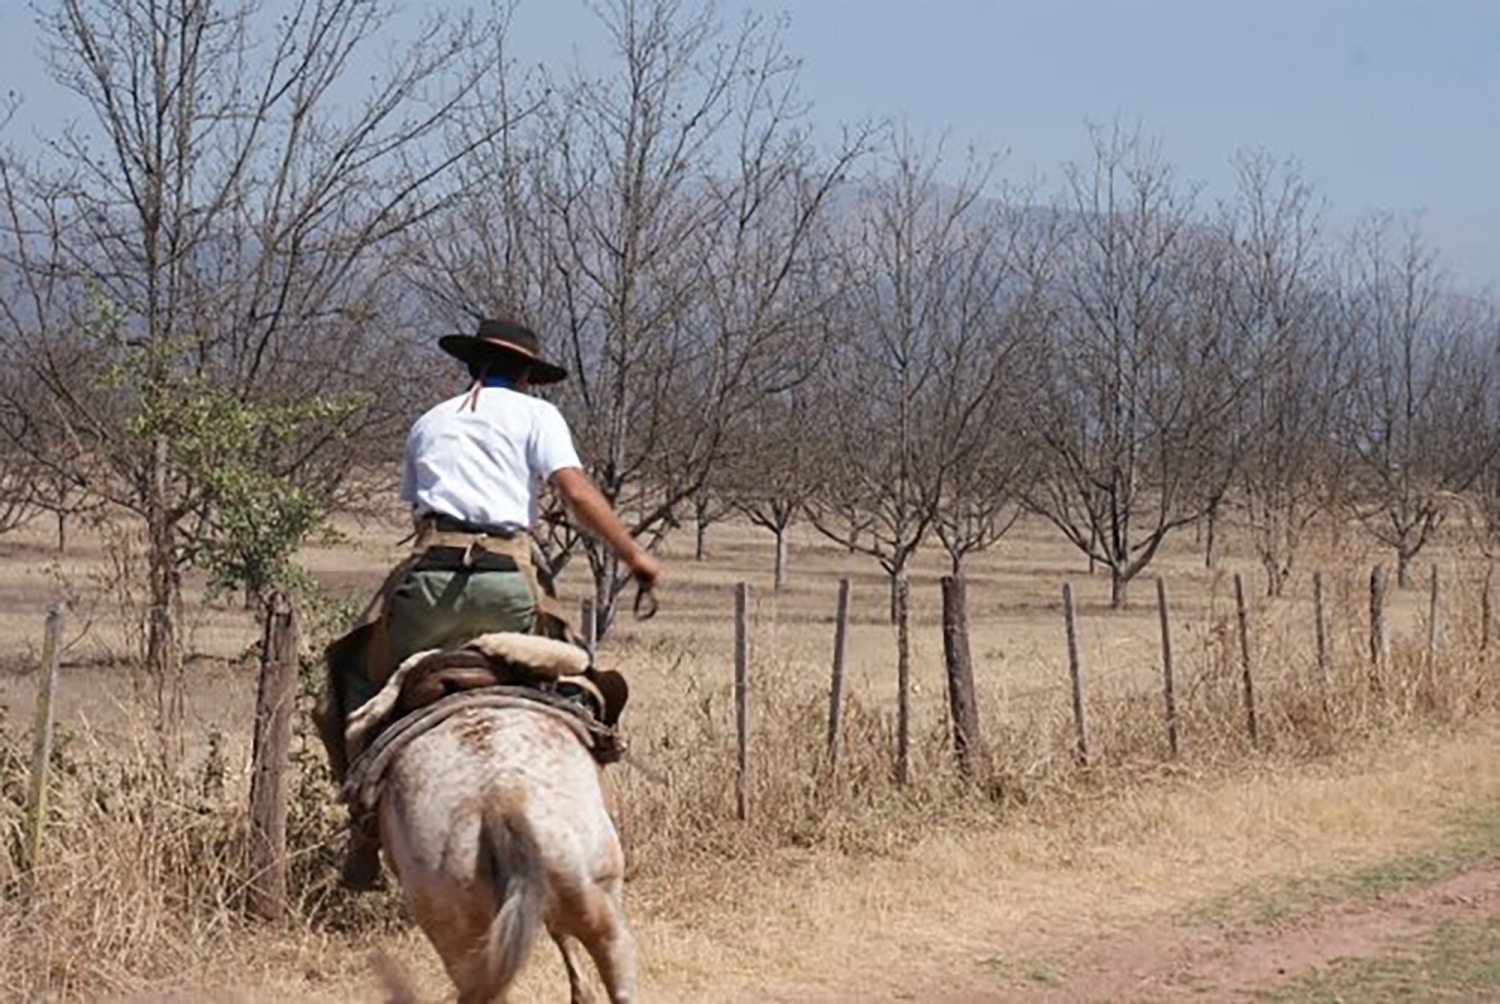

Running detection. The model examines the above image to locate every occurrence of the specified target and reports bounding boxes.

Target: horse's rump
[378,705,636,1001]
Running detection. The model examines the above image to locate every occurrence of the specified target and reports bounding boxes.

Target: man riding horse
[314,317,663,889]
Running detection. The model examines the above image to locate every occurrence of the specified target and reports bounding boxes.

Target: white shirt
[399,384,583,529]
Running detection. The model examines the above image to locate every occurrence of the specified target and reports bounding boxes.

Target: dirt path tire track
[1007,857,1500,1002]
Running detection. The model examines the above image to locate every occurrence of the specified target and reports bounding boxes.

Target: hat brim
[438,334,568,385]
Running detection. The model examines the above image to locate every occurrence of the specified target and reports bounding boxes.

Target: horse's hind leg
[573,880,637,1004]
[551,928,597,1004]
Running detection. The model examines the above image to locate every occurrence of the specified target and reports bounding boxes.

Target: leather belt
[427,513,524,538]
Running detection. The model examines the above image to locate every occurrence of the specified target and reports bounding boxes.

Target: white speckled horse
[354,637,636,1003]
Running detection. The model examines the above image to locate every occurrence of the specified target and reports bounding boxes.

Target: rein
[633,583,658,621]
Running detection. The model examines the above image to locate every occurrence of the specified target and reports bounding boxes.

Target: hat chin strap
[462,364,488,412]
[461,365,517,411]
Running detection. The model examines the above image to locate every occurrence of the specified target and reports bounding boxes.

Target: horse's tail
[477,800,546,996]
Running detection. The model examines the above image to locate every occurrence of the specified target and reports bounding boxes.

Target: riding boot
[317,643,384,890]
[593,728,628,765]
[311,686,349,783]
[340,816,384,891]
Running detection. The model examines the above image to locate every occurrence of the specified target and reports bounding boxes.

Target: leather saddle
[394,646,629,727]
[345,632,628,765]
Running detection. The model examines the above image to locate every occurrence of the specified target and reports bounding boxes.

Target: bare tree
[678,481,725,561]
[1219,152,1347,596]
[0,117,59,541]
[0,403,37,537]
[1340,216,1496,588]
[0,388,99,551]
[725,383,825,592]
[809,133,1023,782]
[0,0,509,715]
[933,204,1049,576]
[933,412,1032,577]
[1024,122,1245,607]
[1472,350,1500,581]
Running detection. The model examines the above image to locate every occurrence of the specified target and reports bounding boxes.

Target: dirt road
[759,858,1500,1002]
[1001,857,1500,1001]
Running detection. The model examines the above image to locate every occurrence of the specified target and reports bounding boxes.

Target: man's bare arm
[551,467,663,588]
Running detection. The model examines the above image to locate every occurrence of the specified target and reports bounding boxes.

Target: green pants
[351,567,535,708]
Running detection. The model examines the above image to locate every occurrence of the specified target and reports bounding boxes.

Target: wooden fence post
[1234,573,1259,747]
[824,578,851,779]
[581,597,597,662]
[941,575,984,780]
[23,606,64,885]
[1427,564,1441,673]
[248,591,299,921]
[1312,571,1332,716]
[894,573,912,786]
[1482,563,1493,653]
[734,582,750,822]
[1155,578,1179,758]
[1369,564,1389,696]
[1062,583,1091,764]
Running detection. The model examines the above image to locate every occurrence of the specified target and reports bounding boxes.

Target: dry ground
[84,718,1500,1003]
[2,506,1495,1001]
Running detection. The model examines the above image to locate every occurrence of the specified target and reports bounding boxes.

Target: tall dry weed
[2,556,1499,999]
[0,688,402,1000]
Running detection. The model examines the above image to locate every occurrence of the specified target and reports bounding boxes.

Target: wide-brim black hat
[438,318,568,385]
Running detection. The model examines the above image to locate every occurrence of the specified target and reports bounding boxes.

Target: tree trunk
[694,517,708,561]
[244,567,265,611]
[1396,541,1414,590]
[591,549,621,641]
[888,555,911,625]
[1265,557,1290,598]
[772,527,788,594]
[1109,513,1129,606]
[146,436,183,745]
[1204,497,1219,569]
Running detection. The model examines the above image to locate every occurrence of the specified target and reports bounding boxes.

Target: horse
[351,639,637,1003]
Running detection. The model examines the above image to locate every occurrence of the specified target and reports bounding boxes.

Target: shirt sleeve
[529,401,583,480]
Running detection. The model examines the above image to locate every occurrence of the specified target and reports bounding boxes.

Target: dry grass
[1,508,1497,1000]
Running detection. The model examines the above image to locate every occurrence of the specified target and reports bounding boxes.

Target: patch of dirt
[1004,857,1500,1002]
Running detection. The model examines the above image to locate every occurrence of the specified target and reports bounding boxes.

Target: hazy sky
[3,0,1496,291]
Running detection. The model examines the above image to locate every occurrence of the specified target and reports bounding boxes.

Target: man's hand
[625,547,663,591]
[627,547,663,619]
